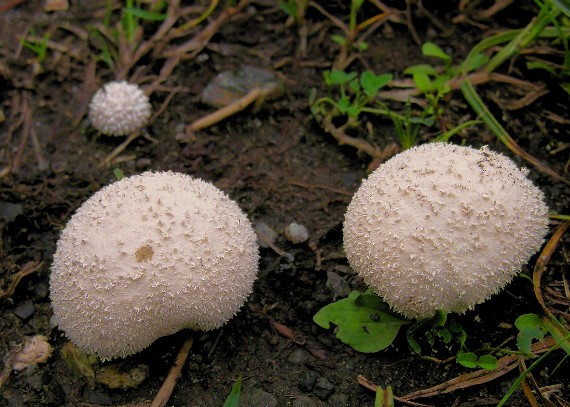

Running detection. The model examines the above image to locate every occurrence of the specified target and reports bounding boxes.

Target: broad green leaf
[422,42,452,64]
[337,96,352,114]
[404,64,438,76]
[478,354,498,370]
[223,376,242,407]
[314,291,409,353]
[561,83,570,96]
[515,313,546,354]
[456,351,478,368]
[360,71,392,98]
[411,72,433,94]
[437,328,452,343]
[324,70,356,86]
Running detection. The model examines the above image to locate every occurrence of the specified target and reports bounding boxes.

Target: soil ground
[0,1,569,406]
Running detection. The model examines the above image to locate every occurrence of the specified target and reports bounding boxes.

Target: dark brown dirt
[1,1,568,406]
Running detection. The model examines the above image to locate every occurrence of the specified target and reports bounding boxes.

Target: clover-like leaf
[314,290,409,353]
[360,71,393,98]
[515,313,547,355]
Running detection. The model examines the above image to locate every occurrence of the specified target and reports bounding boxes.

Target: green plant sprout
[222,375,242,407]
[308,0,404,70]
[309,65,471,155]
[374,385,394,407]
[20,32,50,64]
[278,0,309,56]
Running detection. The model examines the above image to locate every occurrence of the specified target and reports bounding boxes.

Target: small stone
[291,395,319,407]
[313,377,335,400]
[0,201,23,223]
[84,389,113,405]
[13,301,35,320]
[328,393,350,406]
[255,222,278,248]
[239,387,278,407]
[298,370,318,392]
[284,222,309,244]
[201,65,281,108]
[325,271,351,300]
[287,348,308,364]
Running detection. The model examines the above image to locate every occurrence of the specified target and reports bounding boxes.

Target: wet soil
[0,1,569,406]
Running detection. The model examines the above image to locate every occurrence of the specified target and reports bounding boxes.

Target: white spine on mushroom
[343,143,549,320]
[88,81,152,136]
[50,171,259,359]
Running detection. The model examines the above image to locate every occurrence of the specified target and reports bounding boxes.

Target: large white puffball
[50,171,259,359]
[343,143,549,320]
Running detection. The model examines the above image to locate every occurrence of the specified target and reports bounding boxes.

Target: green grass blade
[223,376,242,407]
[542,315,570,356]
[123,7,167,21]
[460,79,567,183]
[484,3,559,72]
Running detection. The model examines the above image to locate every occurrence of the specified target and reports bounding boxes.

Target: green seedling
[405,41,487,119]
[20,32,50,63]
[329,0,368,52]
[278,0,308,23]
[222,376,242,407]
[497,312,570,406]
[374,385,394,407]
[313,290,409,353]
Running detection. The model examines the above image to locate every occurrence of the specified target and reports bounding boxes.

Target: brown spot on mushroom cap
[135,245,153,262]
[50,171,259,359]
[343,143,549,320]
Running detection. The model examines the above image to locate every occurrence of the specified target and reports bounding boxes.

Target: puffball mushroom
[50,171,259,359]
[88,81,152,136]
[343,143,549,320]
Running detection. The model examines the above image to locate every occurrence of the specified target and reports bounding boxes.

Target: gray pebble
[313,377,335,400]
[298,370,318,392]
[291,395,319,407]
[13,300,35,320]
[239,387,278,407]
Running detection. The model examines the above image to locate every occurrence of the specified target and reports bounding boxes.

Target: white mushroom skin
[50,171,259,359]
[343,143,549,320]
[88,81,151,136]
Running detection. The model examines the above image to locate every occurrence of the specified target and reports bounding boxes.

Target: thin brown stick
[163,0,251,59]
[180,85,276,140]
[533,221,570,311]
[11,92,32,173]
[0,261,43,302]
[150,337,193,407]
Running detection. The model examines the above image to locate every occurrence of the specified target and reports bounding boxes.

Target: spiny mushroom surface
[343,143,549,320]
[88,81,151,136]
[50,171,259,359]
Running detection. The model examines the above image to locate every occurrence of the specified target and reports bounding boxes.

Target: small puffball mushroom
[343,143,549,320]
[88,81,151,136]
[50,171,259,359]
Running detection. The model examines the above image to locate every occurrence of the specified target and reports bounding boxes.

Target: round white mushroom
[88,81,152,136]
[50,171,259,359]
[343,143,549,320]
